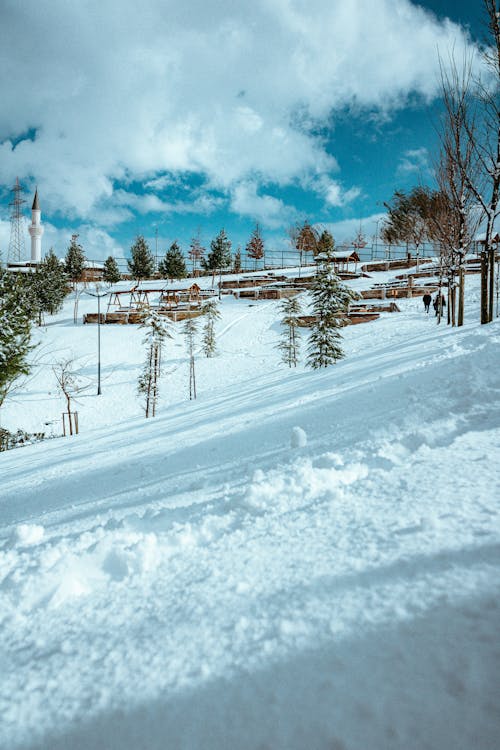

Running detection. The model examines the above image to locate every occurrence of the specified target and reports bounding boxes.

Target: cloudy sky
[0,0,482,262]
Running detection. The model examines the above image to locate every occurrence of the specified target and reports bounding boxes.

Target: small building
[315,250,360,272]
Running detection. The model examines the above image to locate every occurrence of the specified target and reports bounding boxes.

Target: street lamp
[84,285,111,395]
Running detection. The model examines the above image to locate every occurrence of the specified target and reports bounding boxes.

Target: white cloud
[397,147,432,177]
[230,182,297,228]
[113,189,224,217]
[0,0,475,222]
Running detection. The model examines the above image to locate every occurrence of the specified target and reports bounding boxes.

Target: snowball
[290,426,307,449]
[11,524,44,547]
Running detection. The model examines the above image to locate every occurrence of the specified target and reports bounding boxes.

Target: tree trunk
[481,250,489,324]
[488,246,495,322]
[458,266,465,326]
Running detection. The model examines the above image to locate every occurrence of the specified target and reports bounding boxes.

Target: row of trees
[138,299,221,416]
[126,223,349,283]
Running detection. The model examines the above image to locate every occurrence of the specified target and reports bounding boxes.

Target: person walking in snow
[423,293,432,313]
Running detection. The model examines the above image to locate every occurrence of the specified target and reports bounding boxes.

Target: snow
[0,265,499,749]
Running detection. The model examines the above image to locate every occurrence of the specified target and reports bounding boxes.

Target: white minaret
[28,188,44,263]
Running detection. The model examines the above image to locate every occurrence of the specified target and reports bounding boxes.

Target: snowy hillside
[1,271,499,750]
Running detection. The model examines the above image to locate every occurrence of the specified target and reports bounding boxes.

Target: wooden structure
[296,311,380,327]
[328,251,360,273]
[84,282,214,325]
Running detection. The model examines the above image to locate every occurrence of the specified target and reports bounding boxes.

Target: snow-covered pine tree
[64,234,86,288]
[201,299,221,357]
[307,261,358,369]
[246,224,265,270]
[64,235,86,322]
[183,317,198,400]
[0,270,35,408]
[158,241,187,280]
[137,307,172,417]
[203,229,232,290]
[278,296,302,367]
[103,256,121,284]
[128,236,155,281]
[28,249,68,325]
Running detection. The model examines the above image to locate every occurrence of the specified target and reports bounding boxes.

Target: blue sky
[0,0,484,262]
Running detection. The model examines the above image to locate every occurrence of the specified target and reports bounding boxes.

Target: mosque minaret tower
[28,188,44,263]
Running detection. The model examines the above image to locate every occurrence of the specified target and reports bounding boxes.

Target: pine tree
[278,296,302,367]
[246,223,265,269]
[201,299,221,357]
[158,241,187,280]
[0,270,35,408]
[307,261,358,369]
[103,256,121,284]
[128,236,154,280]
[28,249,68,324]
[189,234,205,276]
[137,307,172,417]
[203,229,232,287]
[316,230,335,258]
[64,234,86,287]
[183,317,199,399]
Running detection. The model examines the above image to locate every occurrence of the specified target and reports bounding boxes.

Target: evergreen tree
[307,261,358,369]
[0,270,35,408]
[201,299,221,357]
[278,296,302,367]
[137,307,172,417]
[103,255,121,284]
[28,249,68,324]
[183,317,199,400]
[158,241,187,280]
[246,223,265,269]
[128,236,154,280]
[203,229,232,284]
[316,230,335,258]
[64,234,86,287]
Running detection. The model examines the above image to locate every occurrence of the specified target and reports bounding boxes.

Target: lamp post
[373,219,380,261]
[84,286,111,395]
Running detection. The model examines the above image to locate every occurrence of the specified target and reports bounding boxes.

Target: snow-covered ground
[1,267,499,750]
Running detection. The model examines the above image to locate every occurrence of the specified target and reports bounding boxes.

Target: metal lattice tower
[8,177,26,263]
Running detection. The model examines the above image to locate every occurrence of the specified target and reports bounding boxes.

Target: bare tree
[441,2,500,323]
[53,358,82,435]
[183,317,198,400]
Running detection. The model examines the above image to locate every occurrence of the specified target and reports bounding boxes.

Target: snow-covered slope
[1,275,499,750]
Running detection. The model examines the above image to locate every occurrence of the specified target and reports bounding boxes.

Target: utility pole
[155,226,159,273]
[8,177,26,263]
